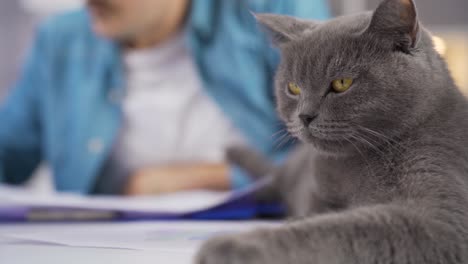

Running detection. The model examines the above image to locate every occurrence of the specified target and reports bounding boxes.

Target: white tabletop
[0,221,277,264]
[1,244,189,264]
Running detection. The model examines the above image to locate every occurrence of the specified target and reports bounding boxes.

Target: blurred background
[1,0,467,97]
[0,0,466,194]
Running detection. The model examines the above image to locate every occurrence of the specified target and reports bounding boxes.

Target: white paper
[4,221,280,253]
[0,177,272,216]
[0,185,232,214]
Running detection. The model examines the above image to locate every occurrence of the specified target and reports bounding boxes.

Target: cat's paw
[195,234,270,264]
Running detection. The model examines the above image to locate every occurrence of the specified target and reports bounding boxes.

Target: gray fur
[196,0,468,263]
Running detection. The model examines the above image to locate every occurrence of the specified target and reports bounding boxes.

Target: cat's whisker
[352,133,385,156]
[351,133,398,169]
[356,125,406,156]
[274,133,294,150]
[276,134,292,147]
[271,128,287,138]
[291,138,298,145]
[272,131,290,145]
[273,128,300,147]
[357,126,399,145]
[345,135,376,177]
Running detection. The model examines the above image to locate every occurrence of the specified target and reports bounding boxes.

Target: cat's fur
[196,0,468,263]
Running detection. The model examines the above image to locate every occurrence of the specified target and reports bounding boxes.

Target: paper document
[4,221,280,253]
[0,177,277,221]
[0,185,230,213]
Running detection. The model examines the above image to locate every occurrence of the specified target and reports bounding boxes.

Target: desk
[0,221,276,264]
[1,244,189,264]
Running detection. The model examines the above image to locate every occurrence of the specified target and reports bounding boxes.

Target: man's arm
[0,25,46,184]
[125,163,230,195]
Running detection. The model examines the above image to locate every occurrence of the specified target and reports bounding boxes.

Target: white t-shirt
[113,32,244,171]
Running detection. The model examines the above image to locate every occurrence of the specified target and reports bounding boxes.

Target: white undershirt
[114,33,244,171]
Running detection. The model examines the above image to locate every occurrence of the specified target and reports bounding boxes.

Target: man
[0,0,329,195]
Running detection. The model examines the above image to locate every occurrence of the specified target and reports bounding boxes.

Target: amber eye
[288,82,301,96]
[331,78,353,93]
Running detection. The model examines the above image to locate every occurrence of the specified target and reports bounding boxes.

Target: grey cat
[195,0,468,263]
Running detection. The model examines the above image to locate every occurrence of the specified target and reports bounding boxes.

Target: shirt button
[88,138,104,154]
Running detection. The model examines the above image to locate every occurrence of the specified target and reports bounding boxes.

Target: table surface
[1,244,188,264]
[0,221,275,264]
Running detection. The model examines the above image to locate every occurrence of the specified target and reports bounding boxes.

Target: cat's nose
[299,114,316,127]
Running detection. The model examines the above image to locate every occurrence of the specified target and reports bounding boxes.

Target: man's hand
[125,163,231,195]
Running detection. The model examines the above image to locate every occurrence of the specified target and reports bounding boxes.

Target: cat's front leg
[196,202,468,264]
[195,228,290,264]
[196,222,341,264]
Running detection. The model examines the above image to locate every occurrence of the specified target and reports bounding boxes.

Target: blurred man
[0,0,329,195]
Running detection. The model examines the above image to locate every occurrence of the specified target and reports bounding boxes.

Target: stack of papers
[0,178,281,221]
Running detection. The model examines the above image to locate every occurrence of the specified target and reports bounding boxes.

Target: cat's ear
[367,0,420,53]
[254,13,314,46]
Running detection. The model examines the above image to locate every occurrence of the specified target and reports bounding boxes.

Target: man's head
[86,0,189,47]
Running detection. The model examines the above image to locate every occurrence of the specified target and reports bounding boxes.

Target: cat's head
[257,0,450,156]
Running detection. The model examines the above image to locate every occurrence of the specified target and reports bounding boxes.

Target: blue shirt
[0,0,329,193]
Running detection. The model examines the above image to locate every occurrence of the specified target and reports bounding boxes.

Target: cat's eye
[331,78,353,93]
[288,82,301,96]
